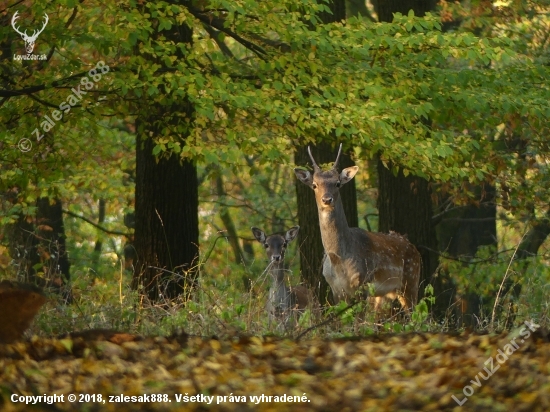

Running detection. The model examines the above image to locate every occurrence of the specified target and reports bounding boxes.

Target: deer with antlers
[252,226,314,328]
[294,144,421,314]
[12,11,49,54]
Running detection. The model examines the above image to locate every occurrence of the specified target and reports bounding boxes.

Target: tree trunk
[318,0,346,22]
[36,198,71,286]
[131,4,199,302]
[372,0,437,18]
[91,198,106,270]
[376,160,441,300]
[8,213,40,284]
[346,0,371,19]
[502,208,550,327]
[516,213,550,262]
[7,198,71,301]
[436,183,497,326]
[132,132,199,301]
[295,141,357,305]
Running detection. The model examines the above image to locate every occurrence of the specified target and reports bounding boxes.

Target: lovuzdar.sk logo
[12,11,48,61]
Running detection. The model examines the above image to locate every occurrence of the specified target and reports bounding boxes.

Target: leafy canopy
[1,0,549,213]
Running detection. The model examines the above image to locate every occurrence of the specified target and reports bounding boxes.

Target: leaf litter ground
[1,328,549,411]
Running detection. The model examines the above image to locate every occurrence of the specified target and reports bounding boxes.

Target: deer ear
[251,227,266,243]
[340,166,359,185]
[294,168,313,187]
[285,226,300,242]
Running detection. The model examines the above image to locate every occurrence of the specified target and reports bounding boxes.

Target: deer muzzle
[321,195,334,205]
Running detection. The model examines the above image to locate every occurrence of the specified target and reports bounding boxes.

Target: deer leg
[397,295,412,314]
[401,278,419,315]
[373,296,383,313]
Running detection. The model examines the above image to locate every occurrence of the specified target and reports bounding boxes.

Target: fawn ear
[285,226,300,242]
[294,168,313,187]
[340,166,359,185]
[251,227,266,243]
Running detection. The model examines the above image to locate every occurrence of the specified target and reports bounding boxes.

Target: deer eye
[263,243,269,249]
[336,181,341,188]
[312,182,318,189]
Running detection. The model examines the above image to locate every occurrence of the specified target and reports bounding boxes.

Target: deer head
[251,226,299,264]
[12,11,49,54]
[294,144,359,210]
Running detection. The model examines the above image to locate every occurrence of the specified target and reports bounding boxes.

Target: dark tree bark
[7,198,71,300]
[317,0,346,22]
[346,0,372,20]
[501,208,550,327]
[436,183,497,326]
[132,132,199,301]
[295,142,358,305]
[373,0,437,18]
[91,198,106,270]
[516,211,550,262]
[8,212,40,283]
[376,161,441,302]
[35,198,71,285]
[131,10,199,302]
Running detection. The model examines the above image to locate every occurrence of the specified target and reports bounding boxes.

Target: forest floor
[1,326,549,412]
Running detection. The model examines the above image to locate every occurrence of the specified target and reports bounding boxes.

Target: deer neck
[269,263,290,301]
[317,197,351,256]
[269,261,286,285]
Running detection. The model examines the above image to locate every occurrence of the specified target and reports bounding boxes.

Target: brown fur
[295,145,421,314]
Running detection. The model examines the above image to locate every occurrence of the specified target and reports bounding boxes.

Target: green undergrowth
[22,264,548,342]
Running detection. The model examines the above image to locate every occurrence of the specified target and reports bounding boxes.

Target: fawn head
[294,143,358,209]
[251,226,300,263]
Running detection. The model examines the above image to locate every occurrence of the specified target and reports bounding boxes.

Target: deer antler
[11,11,27,38]
[307,146,321,172]
[332,143,343,170]
[28,13,49,41]
[11,12,48,40]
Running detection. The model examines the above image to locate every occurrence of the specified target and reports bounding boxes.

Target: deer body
[295,145,421,312]
[265,258,310,324]
[252,226,311,327]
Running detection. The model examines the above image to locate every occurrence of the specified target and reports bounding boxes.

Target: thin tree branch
[417,245,519,264]
[187,7,268,59]
[63,209,130,236]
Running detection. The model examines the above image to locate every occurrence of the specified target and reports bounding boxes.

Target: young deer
[294,144,421,314]
[252,226,311,328]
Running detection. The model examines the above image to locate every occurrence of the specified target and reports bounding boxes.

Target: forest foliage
[1,0,550,336]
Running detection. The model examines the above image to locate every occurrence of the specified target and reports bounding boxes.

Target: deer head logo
[11,11,49,54]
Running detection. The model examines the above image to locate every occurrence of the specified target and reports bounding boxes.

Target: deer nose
[272,255,282,262]
[321,195,333,205]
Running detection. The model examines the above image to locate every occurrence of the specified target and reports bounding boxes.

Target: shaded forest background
[1,0,550,337]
